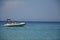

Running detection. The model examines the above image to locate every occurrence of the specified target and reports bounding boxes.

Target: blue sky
[0,0,60,21]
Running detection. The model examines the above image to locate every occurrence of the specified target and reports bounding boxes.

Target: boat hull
[4,23,25,27]
[6,24,25,27]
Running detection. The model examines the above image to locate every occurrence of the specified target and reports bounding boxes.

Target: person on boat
[14,21,16,24]
[12,21,16,24]
[7,18,12,24]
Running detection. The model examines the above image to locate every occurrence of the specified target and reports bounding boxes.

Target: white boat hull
[4,22,25,27]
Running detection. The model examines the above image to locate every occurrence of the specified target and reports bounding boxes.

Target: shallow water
[0,21,60,40]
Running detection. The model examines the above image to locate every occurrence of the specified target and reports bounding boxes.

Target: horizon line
[0,21,60,22]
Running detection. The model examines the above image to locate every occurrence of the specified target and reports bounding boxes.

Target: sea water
[0,21,60,40]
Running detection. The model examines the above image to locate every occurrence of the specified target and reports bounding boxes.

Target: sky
[0,0,60,21]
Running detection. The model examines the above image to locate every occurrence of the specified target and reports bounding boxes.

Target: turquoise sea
[0,21,60,40]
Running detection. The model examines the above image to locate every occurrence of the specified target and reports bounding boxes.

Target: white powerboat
[4,22,25,27]
[4,19,26,27]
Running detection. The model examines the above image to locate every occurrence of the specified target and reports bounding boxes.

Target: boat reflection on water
[4,19,26,27]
